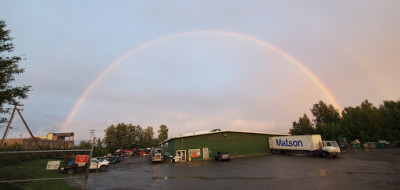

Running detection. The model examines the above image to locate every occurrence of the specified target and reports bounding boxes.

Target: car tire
[100,165,107,171]
[218,158,222,162]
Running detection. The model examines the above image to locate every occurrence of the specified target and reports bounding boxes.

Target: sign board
[46,161,60,170]
[76,155,89,163]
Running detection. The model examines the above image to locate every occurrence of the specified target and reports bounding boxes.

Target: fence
[0,149,91,190]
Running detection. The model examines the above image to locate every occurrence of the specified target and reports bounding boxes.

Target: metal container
[269,135,323,151]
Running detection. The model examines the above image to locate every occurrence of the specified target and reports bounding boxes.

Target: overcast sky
[1,0,399,140]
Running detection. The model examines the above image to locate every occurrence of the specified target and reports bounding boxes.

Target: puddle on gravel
[319,170,329,176]
[152,176,275,180]
[345,171,392,175]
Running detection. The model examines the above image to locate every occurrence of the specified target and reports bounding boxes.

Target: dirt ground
[77,148,400,190]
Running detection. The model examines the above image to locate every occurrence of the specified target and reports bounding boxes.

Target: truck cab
[90,158,110,171]
[150,147,163,163]
[321,141,341,157]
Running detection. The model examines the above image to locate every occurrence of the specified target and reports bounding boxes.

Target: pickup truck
[59,158,110,174]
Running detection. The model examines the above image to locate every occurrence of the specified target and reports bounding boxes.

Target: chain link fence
[0,149,92,190]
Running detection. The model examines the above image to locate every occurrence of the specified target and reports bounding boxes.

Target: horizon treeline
[79,123,169,155]
[103,123,169,153]
[290,99,400,142]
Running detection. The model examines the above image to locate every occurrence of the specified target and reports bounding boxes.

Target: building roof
[160,130,288,144]
[52,133,74,137]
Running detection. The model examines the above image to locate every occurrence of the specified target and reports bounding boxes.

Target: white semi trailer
[269,134,341,157]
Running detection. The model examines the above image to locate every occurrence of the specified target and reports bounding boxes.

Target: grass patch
[0,159,80,190]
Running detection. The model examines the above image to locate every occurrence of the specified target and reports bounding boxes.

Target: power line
[9,126,25,132]
[1,104,43,154]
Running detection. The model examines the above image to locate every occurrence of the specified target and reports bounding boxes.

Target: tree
[79,139,109,157]
[294,99,400,143]
[341,100,381,142]
[359,100,381,141]
[104,123,145,152]
[311,101,341,124]
[157,124,169,142]
[290,114,315,135]
[142,126,155,147]
[0,20,31,123]
[8,142,22,151]
[379,100,400,141]
[127,124,143,147]
[78,140,91,149]
[104,123,133,152]
[310,101,341,140]
[95,138,104,148]
[104,124,117,152]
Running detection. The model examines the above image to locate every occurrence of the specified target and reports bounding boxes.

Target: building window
[188,149,201,158]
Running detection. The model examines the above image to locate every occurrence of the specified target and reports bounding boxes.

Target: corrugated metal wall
[162,132,274,161]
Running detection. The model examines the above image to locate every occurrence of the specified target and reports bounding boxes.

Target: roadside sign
[46,161,60,170]
[76,155,89,163]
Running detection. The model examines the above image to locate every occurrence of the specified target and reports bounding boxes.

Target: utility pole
[0,104,17,147]
[1,104,42,151]
[83,130,95,190]
[16,107,42,151]
[0,104,44,158]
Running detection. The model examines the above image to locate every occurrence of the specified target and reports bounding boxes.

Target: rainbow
[62,30,341,131]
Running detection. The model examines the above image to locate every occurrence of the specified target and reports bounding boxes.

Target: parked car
[138,149,149,156]
[214,151,231,162]
[107,156,122,164]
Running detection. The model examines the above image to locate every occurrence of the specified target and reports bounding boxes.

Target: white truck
[89,158,110,170]
[60,158,110,174]
[269,134,341,157]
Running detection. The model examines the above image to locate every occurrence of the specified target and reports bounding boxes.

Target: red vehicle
[138,150,147,156]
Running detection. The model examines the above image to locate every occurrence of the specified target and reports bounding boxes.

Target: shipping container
[269,135,341,157]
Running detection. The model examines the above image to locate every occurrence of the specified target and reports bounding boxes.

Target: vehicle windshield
[330,141,339,147]
[325,141,339,147]
[155,149,162,153]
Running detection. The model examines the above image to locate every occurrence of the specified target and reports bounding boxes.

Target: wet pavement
[84,149,400,190]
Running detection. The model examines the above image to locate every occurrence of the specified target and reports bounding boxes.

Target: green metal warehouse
[160,129,286,161]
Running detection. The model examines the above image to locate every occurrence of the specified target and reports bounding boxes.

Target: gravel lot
[82,149,400,190]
